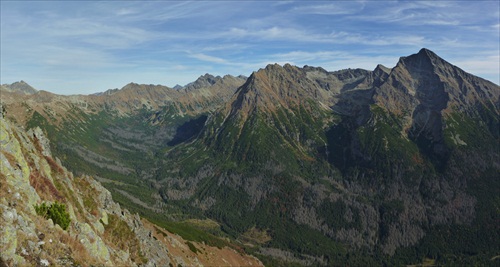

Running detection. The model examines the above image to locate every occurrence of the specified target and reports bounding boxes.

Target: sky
[1,1,499,95]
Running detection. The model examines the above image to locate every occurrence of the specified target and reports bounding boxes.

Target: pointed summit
[401,48,437,60]
[397,48,459,76]
[1,80,37,94]
[417,47,438,57]
[411,49,497,111]
[396,48,440,73]
[374,64,391,74]
[229,63,318,115]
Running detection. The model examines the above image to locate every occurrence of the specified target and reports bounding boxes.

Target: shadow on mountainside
[167,115,208,146]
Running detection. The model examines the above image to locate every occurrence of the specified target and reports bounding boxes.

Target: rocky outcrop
[0,109,172,266]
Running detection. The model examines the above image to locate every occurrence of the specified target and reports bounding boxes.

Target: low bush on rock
[34,202,71,230]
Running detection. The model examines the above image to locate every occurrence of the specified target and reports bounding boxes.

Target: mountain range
[1,48,498,266]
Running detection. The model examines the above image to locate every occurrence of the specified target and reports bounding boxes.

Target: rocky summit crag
[1,48,499,266]
[0,81,37,95]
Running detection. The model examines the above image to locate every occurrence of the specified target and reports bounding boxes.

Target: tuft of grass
[1,151,18,169]
[74,178,99,217]
[44,155,64,174]
[30,170,65,202]
[103,214,147,264]
[58,231,99,266]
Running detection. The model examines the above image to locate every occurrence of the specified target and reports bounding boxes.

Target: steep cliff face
[373,48,499,169]
[0,109,262,267]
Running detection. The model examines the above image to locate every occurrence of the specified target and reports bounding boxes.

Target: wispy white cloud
[115,8,137,16]
[291,1,365,15]
[271,1,294,7]
[188,53,229,64]
[201,43,250,52]
[49,19,155,49]
[222,26,427,47]
[452,53,500,79]
[171,65,188,71]
[223,27,307,41]
[270,51,345,62]
[352,1,464,26]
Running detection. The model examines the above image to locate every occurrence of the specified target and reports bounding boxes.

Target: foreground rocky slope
[0,109,261,266]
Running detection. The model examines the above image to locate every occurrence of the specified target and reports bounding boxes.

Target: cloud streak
[189,53,229,64]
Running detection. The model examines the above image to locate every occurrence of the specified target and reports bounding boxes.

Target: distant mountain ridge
[0,74,246,125]
[1,80,37,94]
[1,48,499,266]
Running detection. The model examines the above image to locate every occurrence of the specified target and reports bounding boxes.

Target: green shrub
[186,241,198,254]
[35,202,71,230]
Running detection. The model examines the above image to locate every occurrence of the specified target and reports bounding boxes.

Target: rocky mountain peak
[1,80,37,94]
[303,65,328,73]
[117,82,173,95]
[98,88,120,96]
[231,63,305,111]
[392,48,498,112]
[332,68,371,83]
[172,84,183,90]
[396,48,438,74]
[374,64,391,74]
[183,73,222,92]
[225,63,346,122]
[121,82,141,90]
[417,47,438,58]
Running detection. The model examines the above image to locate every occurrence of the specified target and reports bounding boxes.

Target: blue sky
[1,1,499,95]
